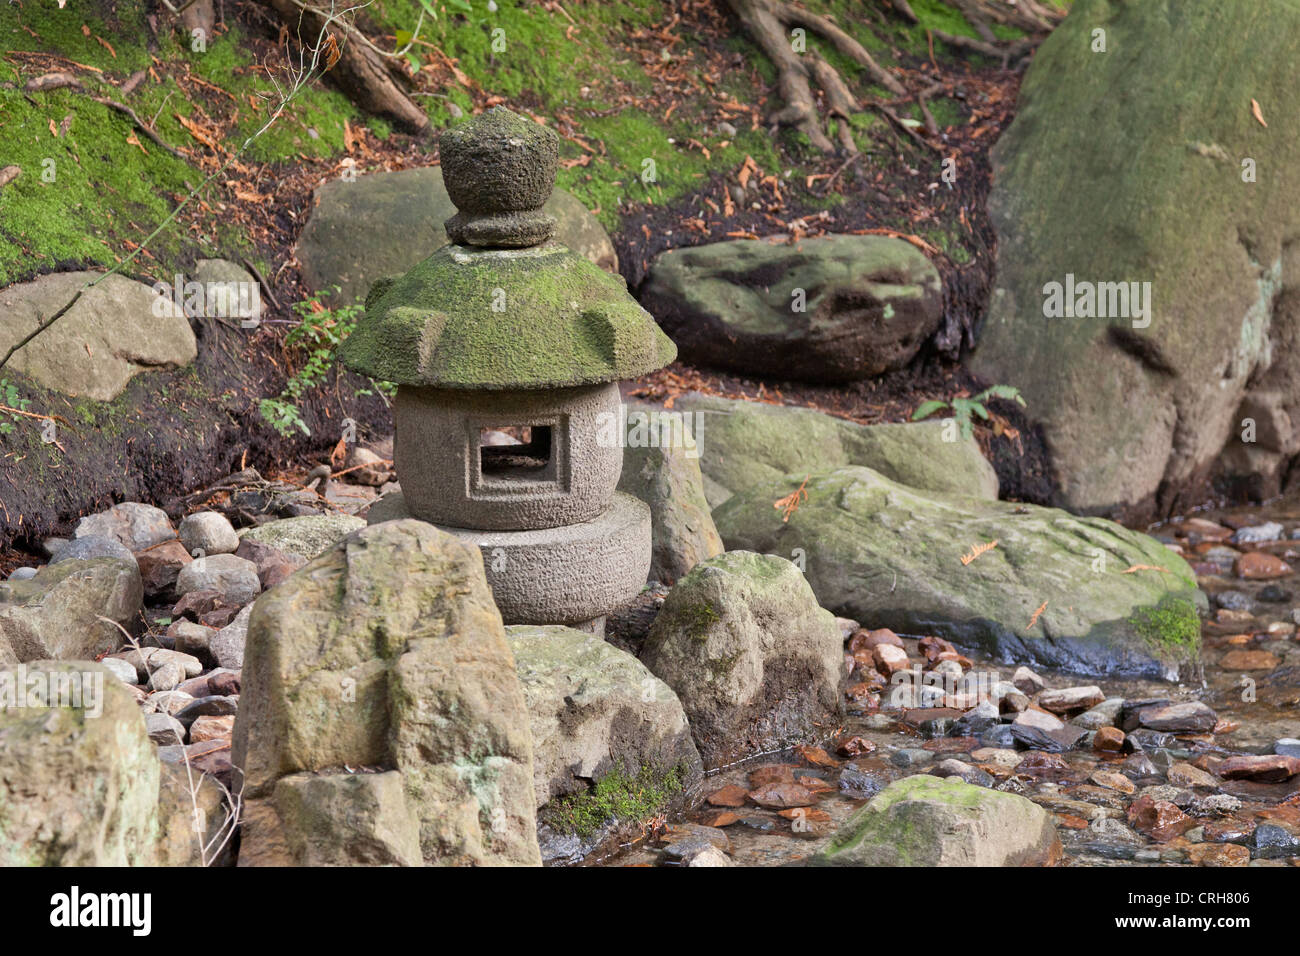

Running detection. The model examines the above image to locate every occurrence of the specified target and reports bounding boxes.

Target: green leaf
[911,400,949,421]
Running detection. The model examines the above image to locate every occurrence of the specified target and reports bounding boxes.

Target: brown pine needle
[960,539,999,566]
[1026,600,1048,630]
[773,475,810,523]
[1120,564,1172,574]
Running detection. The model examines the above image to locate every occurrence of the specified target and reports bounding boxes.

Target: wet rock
[1252,823,1300,858]
[1235,552,1293,580]
[75,502,175,552]
[178,511,240,556]
[747,783,816,809]
[1093,726,1126,752]
[640,551,843,769]
[1012,708,1086,752]
[706,785,748,808]
[1072,697,1126,730]
[506,624,701,815]
[1274,738,1300,758]
[1012,666,1046,695]
[933,758,994,787]
[176,554,260,607]
[1126,700,1218,734]
[813,774,1060,866]
[1217,754,1300,783]
[952,700,1000,737]
[1199,795,1243,818]
[1233,522,1283,545]
[1090,770,1136,794]
[1186,843,1251,866]
[872,643,910,678]
[1038,685,1105,716]
[1257,584,1292,603]
[1220,649,1280,670]
[839,763,882,797]
[1214,589,1253,611]
[1014,751,1071,778]
[980,724,1017,749]
[890,748,934,769]
[1127,794,1188,837]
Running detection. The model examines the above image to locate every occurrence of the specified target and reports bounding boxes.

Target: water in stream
[595,496,1300,867]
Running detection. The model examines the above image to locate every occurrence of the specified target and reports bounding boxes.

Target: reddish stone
[748,765,797,787]
[1094,726,1126,752]
[1218,754,1300,782]
[901,707,964,727]
[703,811,740,827]
[705,785,748,808]
[1055,814,1090,831]
[173,588,232,622]
[777,807,830,823]
[872,643,910,678]
[917,635,956,662]
[1234,552,1293,579]
[208,671,241,696]
[795,745,839,769]
[189,714,235,743]
[1015,751,1071,776]
[236,539,306,590]
[1203,818,1256,843]
[922,736,979,754]
[747,783,816,809]
[1219,649,1280,670]
[1127,794,1187,835]
[835,735,876,757]
[1186,843,1250,867]
[795,775,834,794]
[135,540,191,599]
[200,606,241,629]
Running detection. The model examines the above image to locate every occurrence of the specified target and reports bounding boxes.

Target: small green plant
[0,379,32,436]
[911,384,1026,440]
[258,290,392,437]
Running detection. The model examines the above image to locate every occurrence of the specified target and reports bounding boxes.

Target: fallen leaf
[1251,98,1267,127]
[1027,600,1048,630]
[960,539,998,566]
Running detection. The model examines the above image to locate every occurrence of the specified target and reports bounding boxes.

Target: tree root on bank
[728,0,1064,154]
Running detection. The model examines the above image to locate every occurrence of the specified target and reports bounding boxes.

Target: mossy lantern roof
[339,108,676,390]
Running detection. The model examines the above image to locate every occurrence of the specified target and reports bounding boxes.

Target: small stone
[1198,794,1242,817]
[1167,761,1218,789]
[189,714,235,743]
[146,661,184,692]
[706,785,748,808]
[1090,770,1135,794]
[7,566,38,581]
[1217,754,1300,782]
[890,747,933,768]
[176,553,261,606]
[1234,552,1293,579]
[747,783,816,809]
[207,670,241,696]
[346,447,393,486]
[1094,726,1126,752]
[49,534,135,564]
[148,690,195,716]
[1186,843,1250,866]
[1274,738,1300,759]
[178,511,240,556]
[1038,685,1104,715]
[1012,666,1045,694]
[145,712,185,745]
[99,657,139,685]
[971,747,1022,768]
[173,695,238,727]
[1134,700,1218,733]
[934,758,994,787]
[234,539,306,590]
[167,620,217,661]
[835,735,876,757]
[1219,649,1279,670]
[147,648,203,678]
[1232,521,1283,544]
[872,643,910,678]
[685,845,732,867]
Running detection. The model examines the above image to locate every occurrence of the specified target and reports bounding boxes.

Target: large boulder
[640,235,942,382]
[0,558,142,665]
[237,514,365,562]
[640,551,843,768]
[616,405,724,583]
[0,271,197,401]
[813,774,1060,866]
[972,0,1300,516]
[506,624,702,810]
[675,392,998,508]
[297,166,617,305]
[714,466,1206,678]
[0,661,160,865]
[232,519,541,867]
[75,501,176,552]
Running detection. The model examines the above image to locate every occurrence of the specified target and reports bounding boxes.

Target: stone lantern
[341,107,677,633]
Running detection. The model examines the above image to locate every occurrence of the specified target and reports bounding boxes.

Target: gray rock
[178,511,240,556]
[49,535,135,565]
[176,554,260,606]
[505,624,702,811]
[639,551,844,769]
[890,748,933,769]
[145,711,186,745]
[1073,697,1125,730]
[237,514,365,562]
[147,661,184,692]
[1233,522,1284,545]
[99,656,139,685]
[1274,738,1300,759]
[0,272,197,401]
[641,235,942,383]
[74,502,175,552]
[675,392,998,508]
[7,567,37,581]
[209,604,252,670]
[714,466,1206,678]
[0,558,142,665]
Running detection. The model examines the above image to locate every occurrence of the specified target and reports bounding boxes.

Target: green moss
[682,602,721,642]
[543,763,685,838]
[1128,595,1202,659]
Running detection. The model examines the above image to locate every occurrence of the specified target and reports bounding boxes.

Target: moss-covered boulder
[972,0,1300,516]
[296,166,618,305]
[616,405,724,583]
[506,625,702,855]
[0,271,196,402]
[0,557,142,666]
[232,519,541,866]
[641,235,942,383]
[640,551,844,769]
[675,392,998,508]
[714,467,1205,678]
[813,774,1060,867]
